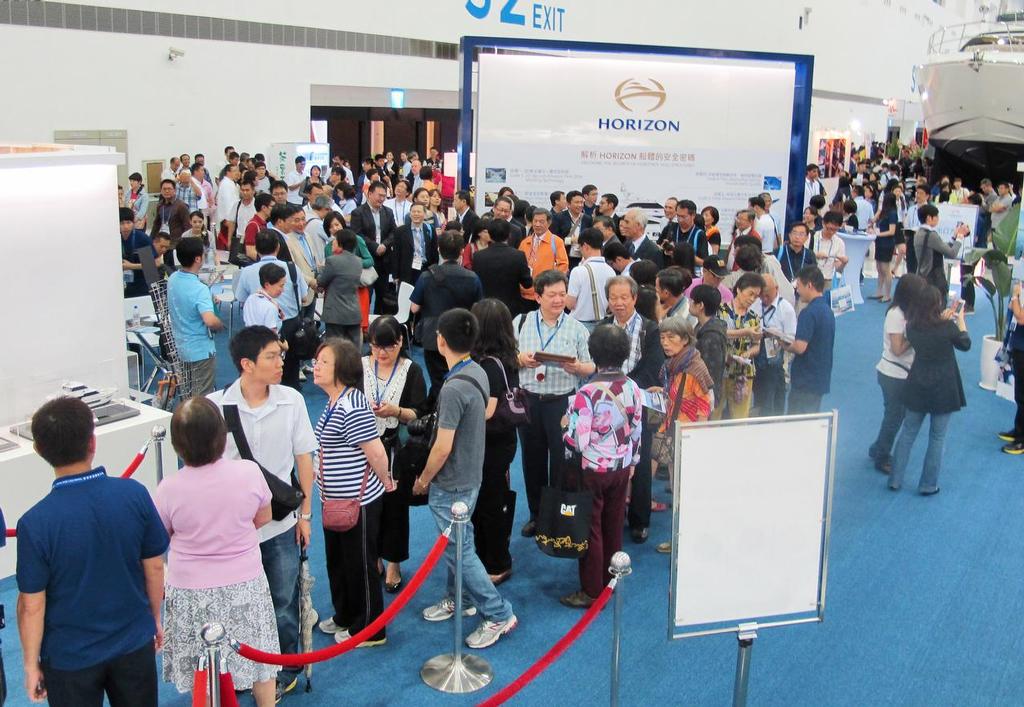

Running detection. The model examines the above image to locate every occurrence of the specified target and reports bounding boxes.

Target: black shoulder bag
[283,262,321,359]
[223,404,305,521]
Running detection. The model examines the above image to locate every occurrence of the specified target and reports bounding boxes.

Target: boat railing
[927,20,1024,55]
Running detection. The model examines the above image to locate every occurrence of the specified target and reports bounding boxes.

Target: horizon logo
[597,117,681,132]
[560,503,577,517]
[614,78,666,113]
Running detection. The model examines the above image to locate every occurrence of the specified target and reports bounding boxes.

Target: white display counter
[0,401,176,578]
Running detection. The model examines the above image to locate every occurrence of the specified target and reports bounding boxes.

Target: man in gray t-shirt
[413,308,517,649]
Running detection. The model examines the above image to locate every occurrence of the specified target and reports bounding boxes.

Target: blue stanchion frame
[458,36,814,229]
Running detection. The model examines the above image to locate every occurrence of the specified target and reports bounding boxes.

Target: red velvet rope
[477,583,616,707]
[5,441,153,539]
[191,670,207,707]
[234,531,450,667]
[189,669,239,706]
[119,441,151,478]
[219,673,239,707]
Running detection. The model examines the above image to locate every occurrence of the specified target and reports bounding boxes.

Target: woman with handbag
[154,397,279,706]
[470,299,524,585]
[312,338,395,646]
[560,325,643,608]
[362,316,430,593]
[652,318,714,554]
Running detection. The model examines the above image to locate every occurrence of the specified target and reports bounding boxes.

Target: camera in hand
[407,412,436,437]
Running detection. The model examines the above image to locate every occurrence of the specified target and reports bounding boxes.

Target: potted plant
[966,203,1019,390]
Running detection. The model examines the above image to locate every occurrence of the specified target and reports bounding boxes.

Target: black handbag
[535,466,593,559]
[485,356,530,430]
[224,405,305,521]
[284,263,321,359]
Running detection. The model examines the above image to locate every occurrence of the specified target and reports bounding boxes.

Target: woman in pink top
[154,397,279,706]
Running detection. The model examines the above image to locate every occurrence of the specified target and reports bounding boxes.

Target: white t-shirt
[876,306,914,379]
[215,178,240,225]
[285,170,306,204]
[235,199,257,236]
[814,234,846,281]
[752,295,797,360]
[756,213,778,253]
[242,291,283,333]
[567,256,616,322]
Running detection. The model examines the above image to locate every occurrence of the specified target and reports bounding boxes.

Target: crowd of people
[9,141,1022,706]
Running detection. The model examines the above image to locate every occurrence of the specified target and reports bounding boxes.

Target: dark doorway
[311,106,460,164]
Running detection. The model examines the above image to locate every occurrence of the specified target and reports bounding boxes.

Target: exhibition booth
[0,144,173,578]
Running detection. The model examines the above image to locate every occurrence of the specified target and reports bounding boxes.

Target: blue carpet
[2,289,1022,706]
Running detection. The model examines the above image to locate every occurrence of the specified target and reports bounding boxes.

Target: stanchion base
[421,653,493,693]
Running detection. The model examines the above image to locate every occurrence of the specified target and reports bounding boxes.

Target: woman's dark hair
[471,218,492,244]
[629,259,658,287]
[367,315,406,356]
[259,262,286,287]
[881,192,898,213]
[734,245,764,273]
[670,241,696,273]
[471,299,519,372]
[588,324,630,370]
[906,280,945,328]
[31,397,95,468]
[316,338,363,387]
[891,273,927,314]
[323,211,346,236]
[733,272,765,295]
[701,205,720,225]
[335,228,358,252]
[171,397,227,467]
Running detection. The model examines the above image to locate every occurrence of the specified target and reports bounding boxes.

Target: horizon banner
[473,51,797,236]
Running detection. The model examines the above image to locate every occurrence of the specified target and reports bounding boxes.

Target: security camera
[168,47,185,61]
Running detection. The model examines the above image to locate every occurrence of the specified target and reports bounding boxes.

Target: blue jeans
[870,371,906,464]
[889,410,952,492]
[260,528,301,679]
[428,485,513,623]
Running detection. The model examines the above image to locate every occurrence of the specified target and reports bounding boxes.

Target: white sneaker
[334,629,386,647]
[465,615,518,649]
[422,597,478,622]
[318,617,346,634]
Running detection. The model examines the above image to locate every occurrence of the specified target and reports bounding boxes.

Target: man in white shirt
[285,156,307,205]
[233,179,258,246]
[215,164,241,248]
[384,179,412,225]
[207,326,315,699]
[803,163,824,210]
[303,196,333,271]
[750,195,779,253]
[160,155,181,181]
[566,228,616,331]
[814,212,849,288]
[752,273,797,416]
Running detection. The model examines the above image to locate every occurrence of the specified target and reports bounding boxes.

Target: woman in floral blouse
[561,325,643,609]
[715,272,765,420]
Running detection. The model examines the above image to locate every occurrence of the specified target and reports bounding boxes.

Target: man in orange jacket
[518,208,569,301]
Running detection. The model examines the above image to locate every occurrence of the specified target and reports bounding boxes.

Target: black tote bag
[535,482,593,559]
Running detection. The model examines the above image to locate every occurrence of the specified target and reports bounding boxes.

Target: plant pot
[979,335,1001,391]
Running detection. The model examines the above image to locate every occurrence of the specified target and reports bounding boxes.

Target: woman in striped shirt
[312,338,394,647]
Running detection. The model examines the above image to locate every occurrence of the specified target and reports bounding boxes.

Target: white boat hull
[917,58,1024,146]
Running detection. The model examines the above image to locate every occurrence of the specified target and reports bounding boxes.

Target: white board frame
[668,412,838,640]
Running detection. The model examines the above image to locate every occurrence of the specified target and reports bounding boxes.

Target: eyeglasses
[370,343,399,351]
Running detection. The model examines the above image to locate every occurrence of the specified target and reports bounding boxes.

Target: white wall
[0,24,456,178]
[0,0,980,180]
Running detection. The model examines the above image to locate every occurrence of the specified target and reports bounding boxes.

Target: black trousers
[281,316,302,390]
[43,640,157,707]
[473,434,518,574]
[424,349,448,405]
[380,437,413,563]
[323,497,385,641]
[519,392,570,518]
[325,323,362,351]
[627,409,654,531]
[753,362,787,417]
[788,388,823,415]
[371,258,390,314]
[1013,349,1024,438]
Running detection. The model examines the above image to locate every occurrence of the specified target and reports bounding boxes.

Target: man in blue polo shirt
[784,265,836,414]
[167,235,223,395]
[16,397,168,707]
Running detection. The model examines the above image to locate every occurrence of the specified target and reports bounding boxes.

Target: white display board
[669,413,836,638]
[474,52,797,236]
[936,202,979,256]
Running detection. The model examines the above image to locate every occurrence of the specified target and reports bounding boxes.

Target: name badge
[535,365,547,382]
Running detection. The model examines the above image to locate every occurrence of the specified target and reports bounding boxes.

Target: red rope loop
[477,582,616,707]
[234,531,450,667]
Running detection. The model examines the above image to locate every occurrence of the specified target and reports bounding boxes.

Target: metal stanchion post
[732,623,758,707]
[421,501,494,693]
[151,425,167,483]
[200,622,226,707]
[609,551,632,707]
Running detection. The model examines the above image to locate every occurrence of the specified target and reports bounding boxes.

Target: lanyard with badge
[533,311,564,382]
[445,356,473,380]
[761,304,782,360]
[372,360,399,407]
